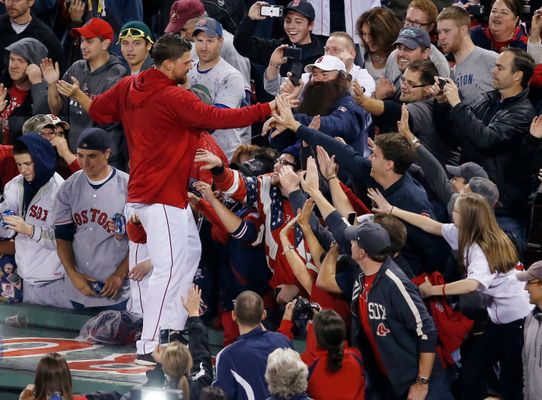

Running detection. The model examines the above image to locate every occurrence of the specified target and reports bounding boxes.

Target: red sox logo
[291,0,301,6]
[376,322,391,337]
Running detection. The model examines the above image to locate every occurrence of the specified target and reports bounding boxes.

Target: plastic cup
[4,313,28,328]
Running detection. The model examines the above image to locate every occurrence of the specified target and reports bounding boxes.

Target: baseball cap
[77,128,111,151]
[305,55,346,73]
[468,177,500,207]
[71,18,114,42]
[119,20,154,43]
[192,17,223,38]
[343,221,391,257]
[286,0,316,21]
[231,157,274,177]
[446,162,489,181]
[46,114,71,131]
[393,27,431,49]
[22,114,55,134]
[516,260,542,282]
[165,0,206,33]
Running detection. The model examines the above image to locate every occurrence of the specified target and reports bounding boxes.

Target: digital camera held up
[293,296,320,322]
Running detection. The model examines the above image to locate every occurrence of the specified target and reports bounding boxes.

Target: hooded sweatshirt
[61,55,128,167]
[0,133,65,283]
[88,68,272,209]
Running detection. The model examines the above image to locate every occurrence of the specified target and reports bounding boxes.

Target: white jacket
[0,173,65,284]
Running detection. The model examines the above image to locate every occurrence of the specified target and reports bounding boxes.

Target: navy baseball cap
[286,0,315,21]
[192,17,223,38]
[344,221,391,257]
[446,162,489,181]
[77,128,111,151]
[393,27,431,49]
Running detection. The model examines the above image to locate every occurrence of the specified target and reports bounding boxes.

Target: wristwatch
[409,136,420,146]
[417,375,429,385]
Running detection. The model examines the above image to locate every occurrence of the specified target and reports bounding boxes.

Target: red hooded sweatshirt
[88,68,271,208]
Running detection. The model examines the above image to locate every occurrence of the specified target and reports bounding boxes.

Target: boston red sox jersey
[188,58,248,159]
[53,168,130,307]
[0,173,65,284]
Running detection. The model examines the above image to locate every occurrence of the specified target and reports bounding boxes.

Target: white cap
[304,55,346,73]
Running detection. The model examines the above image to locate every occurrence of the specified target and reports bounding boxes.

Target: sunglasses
[119,28,153,43]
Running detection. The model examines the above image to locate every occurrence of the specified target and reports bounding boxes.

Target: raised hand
[316,145,337,180]
[367,188,393,214]
[352,79,367,105]
[0,84,7,113]
[297,199,315,229]
[308,115,320,131]
[40,58,60,85]
[25,64,43,85]
[278,165,301,194]
[530,115,542,138]
[182,284,203,317]
[194,148,224,170]
[248,1,269,20]
[57,76,81,98]
[69,0,86,23]
[299,156,319,194]
[374,77,395,100]
[397,104,415,141]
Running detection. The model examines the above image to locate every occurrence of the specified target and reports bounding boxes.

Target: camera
[468,4,485,17]
[437,77,447,90]
[293,297,320,321]
[260,5,284,18]
[283,47,302,62]
[289,62,303,86]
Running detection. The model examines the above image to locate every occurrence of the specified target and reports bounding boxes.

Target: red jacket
[88,68,271,208]
[0,145,17,190]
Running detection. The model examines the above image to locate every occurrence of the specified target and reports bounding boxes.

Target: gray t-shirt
[451,46,497,104]
[188,58,248,160]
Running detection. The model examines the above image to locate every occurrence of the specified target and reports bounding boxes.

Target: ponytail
[325,342,344,373]
[313,310,347,374]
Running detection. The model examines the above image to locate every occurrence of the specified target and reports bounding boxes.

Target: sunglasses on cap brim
[118,28,154,43]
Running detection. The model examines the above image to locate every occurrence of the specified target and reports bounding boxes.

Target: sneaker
[135,353,156,366]
[160,329,189,345]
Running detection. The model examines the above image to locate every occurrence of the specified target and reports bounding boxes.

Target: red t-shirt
[1,86,29,144]
[358,273,387,375]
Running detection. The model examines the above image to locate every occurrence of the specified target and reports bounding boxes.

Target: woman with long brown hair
[356,8,403,80]
[368,190,531,399]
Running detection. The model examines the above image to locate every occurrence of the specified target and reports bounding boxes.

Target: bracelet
[282,245,295,255]
[327,176,338,182]
[442,284,447,297]
[389,206,395,215]
[410,136,420,145]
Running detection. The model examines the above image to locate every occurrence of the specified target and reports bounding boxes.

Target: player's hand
[19,384,35,400]
[270,94,301,134]
[299,156,319,195]
[367,188,393,215]
[248,1,269,20]
[40,58,60,85]
[128,260,153,281]
[261,116,286,138]
[25,64,42,85]
[0,84,7,113]
[276,284,300,304]
[69,271,96,297]
[182,284,202,317]
[278,165,300,194]
[194,149,224,170]
[3,216,33,236]
[101,272,124,298]
[407,381,429,400]
[374,77,395,100]
[57,77,81,98]
[69,0,86,23]
[282,299,297,321]
[316,145,337,181]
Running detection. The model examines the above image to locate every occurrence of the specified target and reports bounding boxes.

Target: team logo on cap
[402,28,418,37]
[316,56,324,63]
[376,322,391,337]
[197,19,207,27]
[80,142,88,148]
[170,11,179,22]
[292,0,301,6]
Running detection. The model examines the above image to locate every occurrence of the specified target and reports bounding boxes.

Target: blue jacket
[351,257,437,395]
[213,326,292,400]
[294,124,450,276]
[294,94,371,155]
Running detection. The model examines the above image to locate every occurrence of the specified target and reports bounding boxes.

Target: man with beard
[58,33,278,363]
[355,59,459,166]
[269,55,371,156]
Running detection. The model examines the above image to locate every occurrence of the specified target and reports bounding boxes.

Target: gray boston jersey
[54,168,130,307]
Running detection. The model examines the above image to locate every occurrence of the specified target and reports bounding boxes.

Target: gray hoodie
[61,55,128,169]
[523,307,542,400]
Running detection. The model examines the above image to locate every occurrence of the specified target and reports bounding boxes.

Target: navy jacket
[213,326,292,400]
[351,257,437,395]
[294,125,450,276]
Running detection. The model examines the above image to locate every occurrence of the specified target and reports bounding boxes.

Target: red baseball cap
[165,0,205,33]
[71,18,114,42]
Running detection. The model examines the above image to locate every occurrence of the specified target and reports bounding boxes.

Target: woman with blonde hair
[368,190,531,400]
[160,342,193,399]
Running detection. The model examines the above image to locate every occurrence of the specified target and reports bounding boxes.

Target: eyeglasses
[400,76,430,88]
[526,279,542,286]
[274,158,296,167]
[403,18,432,28]
[119,28,153,43]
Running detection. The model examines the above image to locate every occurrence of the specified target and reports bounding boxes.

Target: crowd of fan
[2,0,542,399]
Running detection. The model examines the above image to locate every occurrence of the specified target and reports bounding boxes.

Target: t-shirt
[0,86,28,144]
[440,223,532,324]
[188,58,248,160]
[451,46,497,105]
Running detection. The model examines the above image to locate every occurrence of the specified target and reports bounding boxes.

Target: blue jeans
[496,215,527,259]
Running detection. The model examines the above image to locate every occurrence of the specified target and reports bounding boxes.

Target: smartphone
[283,46,302,62]
[468,4,485,16]
[437,77,447,89]
[347,212,357,225]
[159,329,170,345]
[260,5,284,18]
[289,62,303,86]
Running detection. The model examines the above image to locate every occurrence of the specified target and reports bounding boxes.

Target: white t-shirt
[188,58,249,160]
[441,223,532,324]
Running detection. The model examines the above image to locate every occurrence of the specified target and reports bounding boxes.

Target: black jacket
[435,89,540,220]
[233,16,323,72]
[0,14,65,80]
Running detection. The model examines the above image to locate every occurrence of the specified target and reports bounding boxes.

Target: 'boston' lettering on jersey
[72,208,112,231]
[28,205,49,222]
